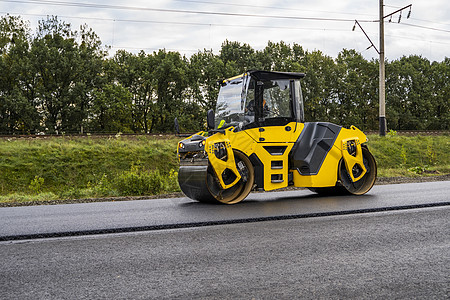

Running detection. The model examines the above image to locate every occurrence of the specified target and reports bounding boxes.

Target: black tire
[308,146,377,196]
[339,146,377,195]
[205,150,254,204]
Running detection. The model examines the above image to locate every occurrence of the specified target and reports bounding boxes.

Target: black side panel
[290,122,342,175]
[249,153,264,190]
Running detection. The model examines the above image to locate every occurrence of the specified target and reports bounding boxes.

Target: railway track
[0,130,448,139]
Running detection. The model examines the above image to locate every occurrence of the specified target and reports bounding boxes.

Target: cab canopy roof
[248,70,306,81]
[222,70,305,85]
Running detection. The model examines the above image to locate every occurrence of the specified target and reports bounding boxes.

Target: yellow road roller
[177,70,377,204]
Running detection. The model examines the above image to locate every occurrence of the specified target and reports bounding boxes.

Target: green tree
[1,14,448,134]
[0,15,40,134]
[106,50,157,133]
[29,16,105,133]
[428,58,449,129]
[386,55,433,130]
[302,50,337,123]
[188,49,225,115]
[220,40,258,76]
[256,41,305,72]
[91,83,133,132]
[334,49,378,130]
[151,50,189,132]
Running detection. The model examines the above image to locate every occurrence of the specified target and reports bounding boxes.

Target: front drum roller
[178,150,254,204]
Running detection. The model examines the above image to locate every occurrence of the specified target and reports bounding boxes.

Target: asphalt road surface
[0,181,449,240]
[0,181,449,299]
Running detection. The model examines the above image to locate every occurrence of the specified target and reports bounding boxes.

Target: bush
[166,169,181,192]
[115,165,166,196]
[29,176,44,194]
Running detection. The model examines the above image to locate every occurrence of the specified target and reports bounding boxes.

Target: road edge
[1,174,449,207]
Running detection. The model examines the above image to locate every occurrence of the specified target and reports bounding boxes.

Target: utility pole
[379,0,386,136]
[353,3,412,136]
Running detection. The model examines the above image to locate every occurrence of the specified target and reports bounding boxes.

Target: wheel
[339,146,377,195]
[178,150,254,204]
[205,150,254,204]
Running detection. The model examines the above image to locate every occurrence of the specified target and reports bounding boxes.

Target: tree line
[0,15,448,134]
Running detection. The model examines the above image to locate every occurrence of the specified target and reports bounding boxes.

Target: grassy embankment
[0,132,448,205]
[0,135,181,204]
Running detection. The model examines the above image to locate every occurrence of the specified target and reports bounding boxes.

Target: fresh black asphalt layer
[0,181,449,241]
[1,201,449,242]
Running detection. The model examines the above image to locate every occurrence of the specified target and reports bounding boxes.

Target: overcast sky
[1,0,449,61]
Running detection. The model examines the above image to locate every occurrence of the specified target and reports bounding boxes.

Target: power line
[409,17,450,27]
[3,0,448,33]
[383,33,450,45]
[4,10,448,48]
[353,28,450,47]
[2,11,352,33]
[172,0,378,19]
[0,0,374,23]
[5,0,449,35]
[395,22,450,33]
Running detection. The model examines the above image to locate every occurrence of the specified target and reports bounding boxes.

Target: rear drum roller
[339,146,377,195]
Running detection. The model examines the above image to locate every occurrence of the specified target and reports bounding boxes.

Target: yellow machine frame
[182,123,368,192]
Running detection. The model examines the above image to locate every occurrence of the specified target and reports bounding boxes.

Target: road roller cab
[177,70,377,204]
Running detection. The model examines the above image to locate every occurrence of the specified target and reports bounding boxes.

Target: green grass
[0,133,448,205]
[366,134,450,177]
[0,135,181,203]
